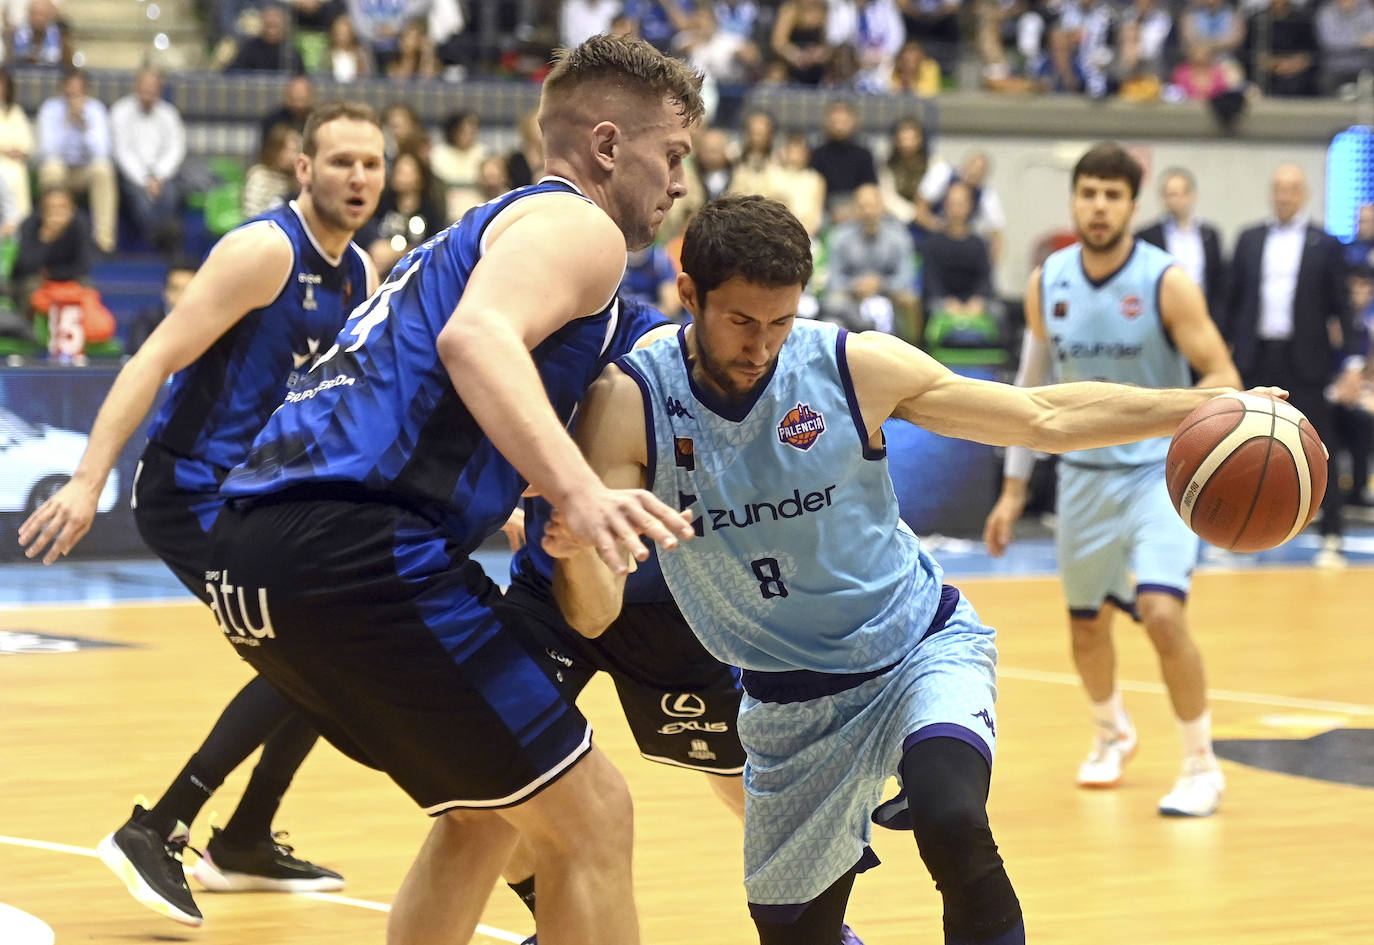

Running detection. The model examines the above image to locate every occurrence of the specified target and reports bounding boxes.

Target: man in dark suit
[1137,167,1227,322]
[1224,163,1364,567]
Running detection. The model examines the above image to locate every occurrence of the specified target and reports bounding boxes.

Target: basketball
[1165,392,1327,552]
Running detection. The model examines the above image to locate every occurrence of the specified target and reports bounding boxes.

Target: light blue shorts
[1056,461,1200,617]
[736,589,998,913]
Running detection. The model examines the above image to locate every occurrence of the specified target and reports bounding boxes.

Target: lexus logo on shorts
[661,693,706,718]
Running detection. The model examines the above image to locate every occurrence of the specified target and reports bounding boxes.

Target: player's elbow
[560,598,617,638]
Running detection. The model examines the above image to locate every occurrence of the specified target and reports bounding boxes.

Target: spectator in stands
[1038,16,1086,92]
[621,243,681,320]
[11,184,91,315]
[1137,167,1227,321]
[386,17,440,79]
[36,69,117,254]
[881,38,942,94]
[675,3,763,84]
[0,71,34,221]
[916,150,1006,266]
[772,131,826,236]
[504,108,543,189]
[428,0,470,70]
[1346,203,1374,268]
[127,256,196,354]
[1116,0,1174,91]
[10,0,71,69]
[258,74,313,147]
[877,115,929,226]
[1057,0,1119,98]
[359,149,443,276]
[561,0,621,49]
[1244,0,1316,97]
[852,0,908,91]
[227,2,305,72]
[810,99,878,219]
[240,122,299,218]
[380,101,425,161]
[110,68,186,255]
[771,0,833,85]
[347,0,434,71]
[1181,0,1245,71]
[1317,0,1374,92]
[431,110,486,220]
[0,173,19,242]
[621,0,692,52]
[318,12,373,81]
[824,183,920,340]
[1170,37,1239,99]
[285,0,344,31]
[920,180,996,348]
[691,127,735,202]
[896,0,961,75]
[728,109,779,197]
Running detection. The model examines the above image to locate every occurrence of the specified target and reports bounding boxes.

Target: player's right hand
[982,493,1025,558]
[558,486,695,575]
[17,479,101,565]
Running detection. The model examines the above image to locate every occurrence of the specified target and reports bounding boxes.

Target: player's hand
[556,487,695,575]
[16,479,102,565]
[501,507,527,553]
[982,492,1026,558]
[1244,385,1289,401]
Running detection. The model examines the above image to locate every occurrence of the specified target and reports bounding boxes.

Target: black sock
[144,755,219,839]
[218,772,291,847]
[508,875,536,916]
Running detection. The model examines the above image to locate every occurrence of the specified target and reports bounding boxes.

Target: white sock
[1178,709,1214,759]
[1089,691,1130,735]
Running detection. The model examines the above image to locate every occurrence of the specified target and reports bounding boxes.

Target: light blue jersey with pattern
[617,320,944,674]
[1041,239,1191,466]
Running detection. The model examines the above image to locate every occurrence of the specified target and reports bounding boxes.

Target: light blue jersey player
[985,143,1242,819]
[555,195,1229,942]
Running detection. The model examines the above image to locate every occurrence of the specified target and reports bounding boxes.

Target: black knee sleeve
[901,737,1022,942]
[754,867,857,945]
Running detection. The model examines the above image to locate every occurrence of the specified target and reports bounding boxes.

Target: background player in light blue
[983,142,1242,818]
[546,194,1259,944]
[203,36,701,945]
[16,102,385,926]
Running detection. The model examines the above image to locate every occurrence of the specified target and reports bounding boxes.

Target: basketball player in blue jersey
[201,36,701,945]
[17,102,385,926]
[983,143,1242,818]
[542,194,1273,945]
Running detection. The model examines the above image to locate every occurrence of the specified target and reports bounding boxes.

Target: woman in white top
[240,123,300,220]
[319,13,373,83]
[0,71,34,219]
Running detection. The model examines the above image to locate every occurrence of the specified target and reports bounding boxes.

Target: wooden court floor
[1,566,1371,944]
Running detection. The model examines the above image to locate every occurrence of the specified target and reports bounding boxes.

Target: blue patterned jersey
[617,320,945,673]
[1041,239,1192,466]
[511,296,674,603]
[221,179,623,555]
[145,201,370,483]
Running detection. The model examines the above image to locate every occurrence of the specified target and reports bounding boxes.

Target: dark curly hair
[681,195,813,305]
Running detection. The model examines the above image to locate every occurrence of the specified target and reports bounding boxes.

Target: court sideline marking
[0,834,525,943]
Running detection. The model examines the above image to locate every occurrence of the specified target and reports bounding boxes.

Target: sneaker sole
[1158,803,1220,817]
[192,857,345,893]
[1076,739,1139,789]
[96,832,203,927]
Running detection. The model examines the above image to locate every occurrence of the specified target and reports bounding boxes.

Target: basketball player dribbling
[983,142,1243,817]
[543,193,1267,944]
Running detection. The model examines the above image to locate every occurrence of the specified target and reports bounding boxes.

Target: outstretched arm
[18,225,293,563]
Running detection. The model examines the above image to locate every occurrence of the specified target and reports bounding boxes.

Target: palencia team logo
[777,401,825,451]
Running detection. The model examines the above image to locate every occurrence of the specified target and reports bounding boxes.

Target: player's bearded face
[306,120,386,235]
[1072,176,1135,253]
[689,278,801,403]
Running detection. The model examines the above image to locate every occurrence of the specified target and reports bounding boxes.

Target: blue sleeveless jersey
[617,320,944,674]
[511,297,674,602]
[220,179,622,555]
[145,201,370,485]
[1041,239,1192,466]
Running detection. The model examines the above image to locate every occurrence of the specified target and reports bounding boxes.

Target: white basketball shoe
[1158,754,1225,817]
[1077,723,1138,788]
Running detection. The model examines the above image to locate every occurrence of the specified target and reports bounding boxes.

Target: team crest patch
[1052,300,1067,319]
[1120,295,1142,319]
[777,402,826,451]
[675,436,695,470]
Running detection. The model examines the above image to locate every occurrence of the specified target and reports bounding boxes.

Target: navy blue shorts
[504,574,745,774]
[205,495,593,813]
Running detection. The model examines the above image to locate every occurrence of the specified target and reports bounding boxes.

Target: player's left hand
[501,507,527,552]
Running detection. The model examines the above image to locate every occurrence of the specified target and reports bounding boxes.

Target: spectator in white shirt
[36,69,117,253]
[561,0,622,49]
[0,70,34,220]
[915,150,1006,265]
[110,68,186,254]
